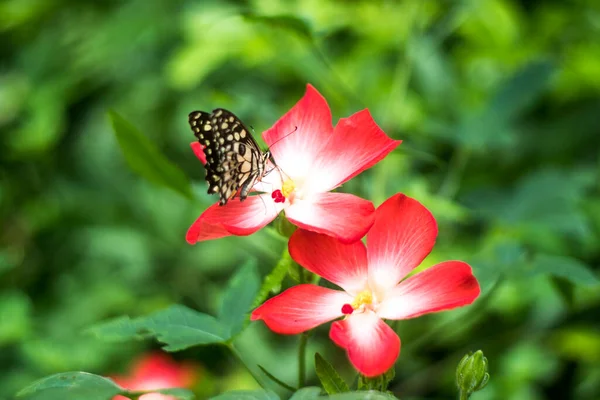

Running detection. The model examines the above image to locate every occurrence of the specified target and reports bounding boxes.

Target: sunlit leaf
[314,353,349,395]
[17,372,122,400]
[109,110,193,199]
[209,389,280,400]
[219,260,261,338]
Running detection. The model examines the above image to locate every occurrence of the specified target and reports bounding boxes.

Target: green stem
[298,332,309,387]
[438,145,471,199]
[459,390,470,400]
[228,343,266,389]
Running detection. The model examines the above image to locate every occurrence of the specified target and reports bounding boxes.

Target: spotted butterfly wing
[188,108,271,205]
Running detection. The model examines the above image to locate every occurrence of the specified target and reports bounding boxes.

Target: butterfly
[188,108,272,206]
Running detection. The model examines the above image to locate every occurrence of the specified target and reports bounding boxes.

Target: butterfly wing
[188,108,268,205]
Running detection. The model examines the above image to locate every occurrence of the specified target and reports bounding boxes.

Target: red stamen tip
[271,190,286,203]
[341,304,354,315]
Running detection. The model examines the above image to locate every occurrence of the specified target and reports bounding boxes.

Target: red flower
[111,352,197,400]
[251,194,480,377]
[186,84,401,244]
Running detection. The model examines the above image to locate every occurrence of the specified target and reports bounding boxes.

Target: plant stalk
[298,332,308,387]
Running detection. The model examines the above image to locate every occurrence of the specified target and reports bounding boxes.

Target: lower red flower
[251,194,481,377]
[111,352,198,400]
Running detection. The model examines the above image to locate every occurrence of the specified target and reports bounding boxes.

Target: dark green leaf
[108,110,193,199]
[257,365,296,392]
[219,260,260,338]
[209,390,280,400]
[314,353,350,394]
[252,249,293,308]
[289,387,323,399]
[17,372,122,400]
[487,60,555,121]
[530,254,599,286]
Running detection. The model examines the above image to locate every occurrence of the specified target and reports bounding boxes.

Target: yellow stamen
[281,179,296,198]
[351,290,373,309]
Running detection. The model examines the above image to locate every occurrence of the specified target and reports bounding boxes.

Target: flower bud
[456,350,489,395]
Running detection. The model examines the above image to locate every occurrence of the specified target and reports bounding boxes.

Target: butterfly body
[188,108,271,205]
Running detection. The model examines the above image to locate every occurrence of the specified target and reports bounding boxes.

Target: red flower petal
[289,229,368,294]
[367,194,438,292]
[251,284,351,334]
[307,109,401,193]
[111,353,198,400]
[185,218,233,244]
[285,192,375,243]
[262,84,333,181]
[190,142,207,165]
[377,261,481,320]
[329,311,400,377]
[186,194,282,244]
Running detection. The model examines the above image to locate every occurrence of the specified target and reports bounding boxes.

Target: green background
[1,0,599,399]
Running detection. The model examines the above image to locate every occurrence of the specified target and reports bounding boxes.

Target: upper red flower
[186,84,401,244]
[251,194,481,377]
[111,352,197,400]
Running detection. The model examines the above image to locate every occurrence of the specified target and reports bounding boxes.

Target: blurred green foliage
[1,0,599,399]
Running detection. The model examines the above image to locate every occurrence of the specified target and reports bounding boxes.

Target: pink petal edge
[289,229,369,294]
[329,311,400,377]
[377,261,481,320]
[186,194,282,243]
[285,192,375,244]
[367,193,438,292]
[190,142,207,165]
[262,84,334,181]
[307,109,401,193]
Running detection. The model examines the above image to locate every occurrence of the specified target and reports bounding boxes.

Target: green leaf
[108,110,193,199]
[314,353,350,394]
[87,316,150,342]
[487,60,555,121]
[252,249,293,308]
[209,390,280,400]
[149,388,195,399]
[17,372,122,400]
[327,392,399,400]
[257,365,296,392]
[219,261,261,338]
[288,387,323,399]
[530,254,599,286]
[89,305,229,351]
[242,14,313,41]
[138,305,228,350]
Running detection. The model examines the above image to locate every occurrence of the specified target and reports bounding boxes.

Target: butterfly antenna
[268,126,298,151]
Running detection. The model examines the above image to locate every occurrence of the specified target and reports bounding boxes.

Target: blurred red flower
[251,194,481,377]
[111,352,198,400]
[187,84,401,244]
